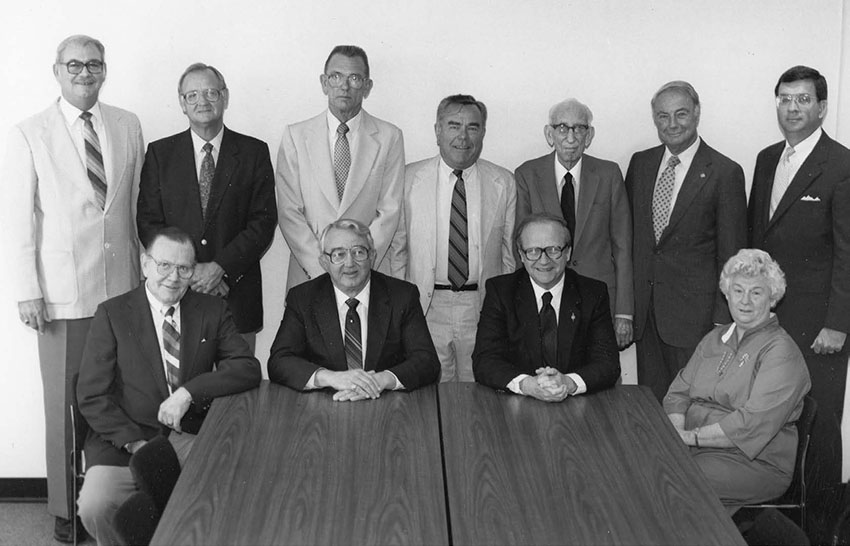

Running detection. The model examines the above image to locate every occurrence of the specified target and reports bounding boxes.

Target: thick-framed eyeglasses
[550,124,589,137]
[61,60,105,74]
[148,256,195,279]
[776,93,814,107]
[181,88,224,104]
[324,246,371,264]
[324,72,367,89]
[520,245,567,261]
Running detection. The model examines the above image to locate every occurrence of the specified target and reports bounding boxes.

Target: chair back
[777,395,817,505]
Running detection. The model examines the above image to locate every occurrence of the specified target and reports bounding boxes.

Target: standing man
[137,63,277,350]
[277,45,404,291]
[516,98,633,349]
[625,80,746,402]
[400,94,515,382]
[748,65,850,537]
[1,35,144,542]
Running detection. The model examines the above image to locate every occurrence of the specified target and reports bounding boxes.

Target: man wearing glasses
[137,63,277,353]
[748,65,850,539]
[268,219,439,399]
[515,98,634,351]
[473,213,620,401]
[76,226,261,545]
[276,45,405,292]
[1,34,144,542]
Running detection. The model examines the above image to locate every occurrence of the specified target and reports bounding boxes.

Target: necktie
[651,155,681,243]
[199,142,215,219]
[162,306,181,393]
[334,123,351,201]
[448,169,469,290]
[560,172,576,240]
[769,147,797,219]
[79,112,107,209]
[344,298,362,370]
[540,292,558,368]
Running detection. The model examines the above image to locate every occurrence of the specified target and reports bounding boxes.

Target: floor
[0,502,95,546]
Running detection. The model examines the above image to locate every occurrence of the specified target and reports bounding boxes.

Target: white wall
[1,0,847,477]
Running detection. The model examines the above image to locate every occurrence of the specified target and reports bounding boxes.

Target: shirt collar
[785,127,822,158]
[529,272,566,307]
[554,154,583,185]
[662,135,701,165]
[144,284,182,316]
[59,97,102,127]
[190,125,224,154]
[327,109,362,134]
[439,157,478,182]
[332,280,371,310]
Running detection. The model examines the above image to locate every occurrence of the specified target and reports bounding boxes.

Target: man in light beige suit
[1,35,143,542]
[276,45,404,291]
[398,94,515,382]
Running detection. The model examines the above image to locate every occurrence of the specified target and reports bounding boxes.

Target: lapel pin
[700,173,706,178]
[571,312,576,322]
[201,338,207,343]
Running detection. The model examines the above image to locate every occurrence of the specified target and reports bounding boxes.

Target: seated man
[76,226,262,545]
[269,219,440,399]
[473,213,620,401]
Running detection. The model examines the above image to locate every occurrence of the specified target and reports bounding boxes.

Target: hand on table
[318,369,386,400]
[18,298,50,334]
[158,387,193,432]
[811,327,847,355]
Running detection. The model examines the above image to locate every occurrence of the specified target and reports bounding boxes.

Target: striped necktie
[448,169,469,290]
[199,142,215,219]
[344,298,362,370]
[334,122,351,201]
[651,155,680,243]
[79,112,107,209]
[162,306,181,393]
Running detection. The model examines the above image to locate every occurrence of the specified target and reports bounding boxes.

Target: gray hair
[651,80,700,109]
[55,35,105,63]
[548,98,594,126]
[719,249,786,303]
[320,219,374,251]
[514,212,571,253]
[178,63,228,94]
[436,94,488,128]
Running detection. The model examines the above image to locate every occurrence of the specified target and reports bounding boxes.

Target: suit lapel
[663,141,711,240]
[757,143,784,230]
[305,115,339,211]
[365,275,390,371]
[313,277,347,367]
[477,162,503,260]
[557,272,581,370]
[538,153,562,217]
[128,287,170,400]
[574,156,599,246]
[341,112,379,212]
[178,291,203,384]
[769,133,828,228]
[638,146,665,244]
[41,102,100,208]
[515,272,544,368]
[174,130,205,238]
[412,157,439,272]
[205,127,238,228]
[99,105,128,212]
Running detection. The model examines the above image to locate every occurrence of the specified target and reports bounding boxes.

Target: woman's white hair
[719,248,786,303]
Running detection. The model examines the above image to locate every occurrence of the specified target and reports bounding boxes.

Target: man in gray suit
[516,98,633,349]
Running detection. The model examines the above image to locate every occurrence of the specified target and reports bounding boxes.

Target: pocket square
[801,195,821,202]
[201,338,207,343]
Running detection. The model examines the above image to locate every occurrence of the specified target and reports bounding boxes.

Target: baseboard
[0,478,48,501]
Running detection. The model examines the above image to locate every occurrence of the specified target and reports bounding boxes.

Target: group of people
[5,33,849,544]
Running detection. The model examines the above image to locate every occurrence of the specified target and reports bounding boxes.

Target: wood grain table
[438,382,746,546]
[151,381,447,546]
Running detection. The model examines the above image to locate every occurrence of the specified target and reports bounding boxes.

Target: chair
[739,395,817,532]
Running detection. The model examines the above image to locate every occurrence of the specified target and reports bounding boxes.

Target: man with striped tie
[268,219,440,399]
[76,226,261,545]
[1,34,144,542]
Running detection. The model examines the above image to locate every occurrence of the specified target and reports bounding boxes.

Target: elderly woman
[663,249,811,512]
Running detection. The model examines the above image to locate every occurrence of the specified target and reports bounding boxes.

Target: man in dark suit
[625,81,747,401]
[137,63,277,350]
[76,227,261,545]
[748,65,850,538]
[268,219,440,399]
[515,98,633,349]
[472,213,620,401]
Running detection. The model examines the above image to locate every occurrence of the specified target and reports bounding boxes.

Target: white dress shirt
[145,286,182,396]
[655,136,701,213]
[326,109,362,165]
[59,98,113,191]
[435,159,481,285]
[774,127,822,197]
[553,154,582,207]
[189,126,224,179]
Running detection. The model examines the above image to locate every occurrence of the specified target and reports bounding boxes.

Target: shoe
[54,516,87,543]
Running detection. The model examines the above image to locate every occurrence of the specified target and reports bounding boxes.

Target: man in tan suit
[276,45,405,291]
[1,35,144,542]
[398,94,515,382]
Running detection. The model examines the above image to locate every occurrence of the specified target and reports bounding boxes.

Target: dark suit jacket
[515,152,633,317]
[625,140,747,348]
[137,127,277,333]
[472,268,620,392]
[267,271,440,391]
[77,287,262,467]
[748,132,850,351]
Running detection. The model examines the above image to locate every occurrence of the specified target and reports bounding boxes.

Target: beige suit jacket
[276,110,405,290]
[399,156,516,313]
[3,99,144,319]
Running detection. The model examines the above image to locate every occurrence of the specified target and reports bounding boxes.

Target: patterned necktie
[199,142,215,219]
[344,298,362,370]
[162,306,181,393]
[79,112,107,209]
[560,172,576,241]
[334,122,351,201]
[769,147,797,219]
[540,292,558,368]
[448,169,469,290]
[651,155,681,243]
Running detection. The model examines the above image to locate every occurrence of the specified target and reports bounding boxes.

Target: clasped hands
[520,367,577,403]
[316,369,395,402]
[190,262,229,297]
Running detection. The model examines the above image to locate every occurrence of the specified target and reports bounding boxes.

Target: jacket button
[201,239,208,246]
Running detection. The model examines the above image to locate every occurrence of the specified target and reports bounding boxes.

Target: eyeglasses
[148,256,195,279]
[519,246,567,261]
[324,72,368,89]
[776,93,815,107]
[324,246,371,264]
[61,60,105,75]
[181,88,224,104]
[550,124,589,137]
